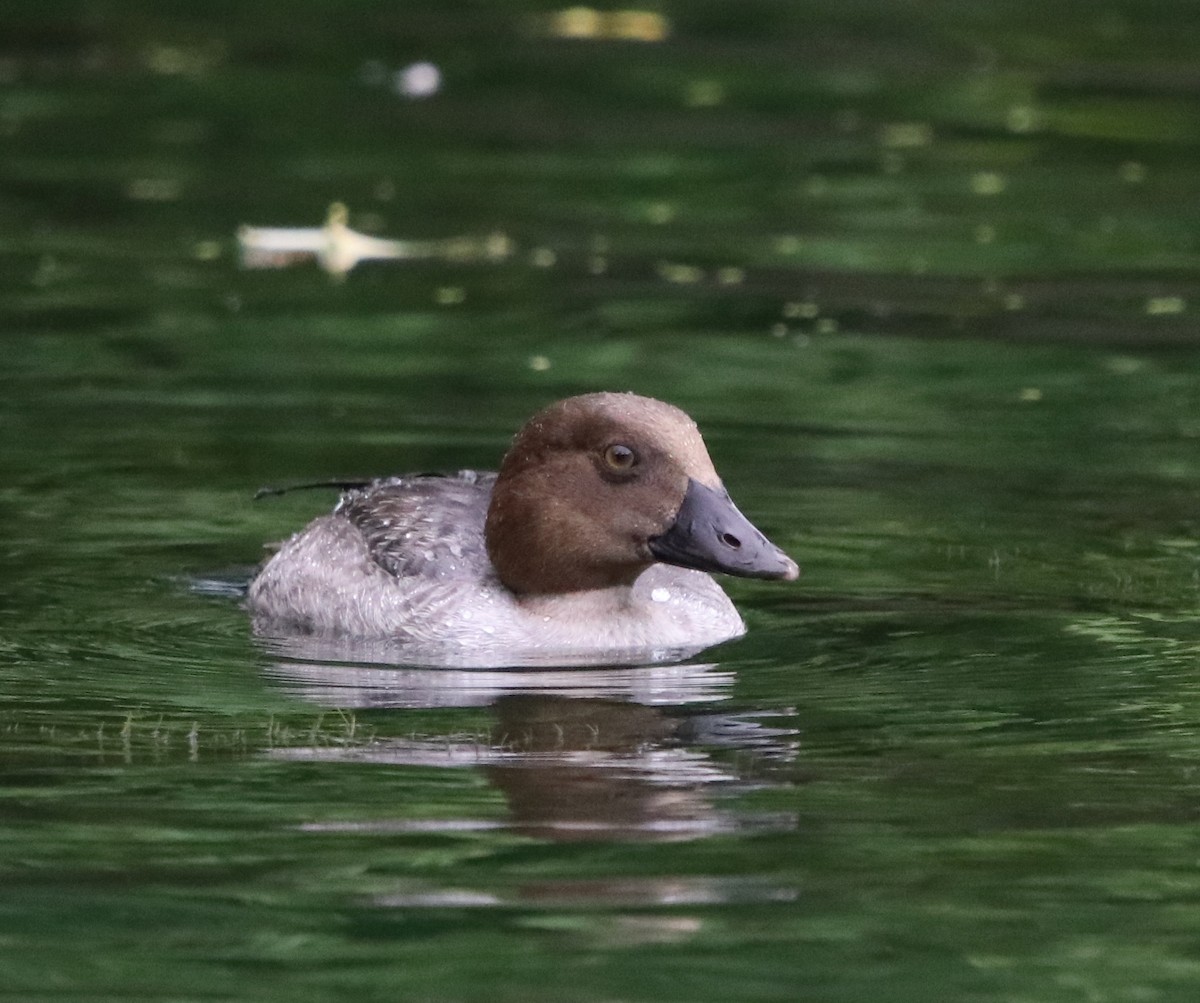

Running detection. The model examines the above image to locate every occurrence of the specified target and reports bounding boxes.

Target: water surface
[4,2,1200,1001]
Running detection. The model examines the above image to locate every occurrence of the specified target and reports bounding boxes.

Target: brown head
[485,392,799,595]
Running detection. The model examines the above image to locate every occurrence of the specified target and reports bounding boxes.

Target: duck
[246,392,798,660]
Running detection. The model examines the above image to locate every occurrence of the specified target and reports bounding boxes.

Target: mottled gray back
[336,471,496,582]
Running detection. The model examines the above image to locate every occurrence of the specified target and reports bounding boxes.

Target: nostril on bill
[720,532,742,549]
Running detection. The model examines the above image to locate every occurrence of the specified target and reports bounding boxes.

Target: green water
[5,2,1200,1000]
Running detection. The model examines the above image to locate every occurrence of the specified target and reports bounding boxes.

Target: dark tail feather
[254,479,371,501]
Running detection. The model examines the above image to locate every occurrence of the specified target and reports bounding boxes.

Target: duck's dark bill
[648,479,800,581]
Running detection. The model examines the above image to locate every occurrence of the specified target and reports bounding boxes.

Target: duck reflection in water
[485,693,795,842]
[263,644,798,843]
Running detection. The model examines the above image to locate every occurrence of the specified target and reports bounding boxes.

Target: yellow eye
[604,444,637,471]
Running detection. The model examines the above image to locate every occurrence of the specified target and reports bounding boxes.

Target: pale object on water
[394,61,441,99]
[237,203,512,277]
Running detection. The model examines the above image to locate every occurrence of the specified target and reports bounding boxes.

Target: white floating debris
[237,203,513,277]
[238,203,417,276]
[394,61,441,99]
